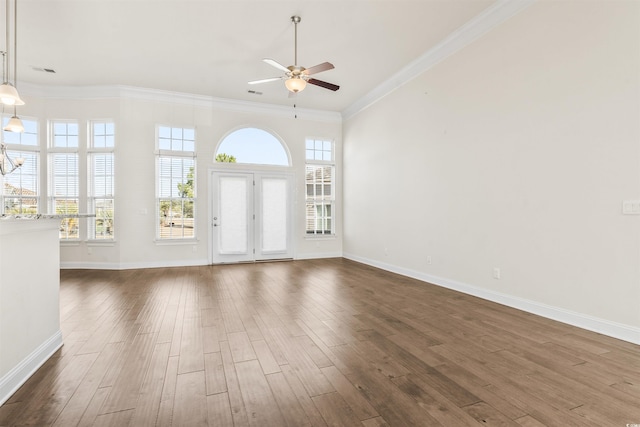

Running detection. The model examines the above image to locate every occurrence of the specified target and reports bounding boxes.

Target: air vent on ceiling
[32,66,56,73]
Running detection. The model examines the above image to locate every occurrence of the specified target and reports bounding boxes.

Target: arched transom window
[215,128,290,166]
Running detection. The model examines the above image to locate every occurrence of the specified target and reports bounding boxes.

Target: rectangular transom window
[306,138,333,162]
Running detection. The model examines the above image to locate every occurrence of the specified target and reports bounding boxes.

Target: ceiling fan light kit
[249,15,339,95]
[284,76,306,93]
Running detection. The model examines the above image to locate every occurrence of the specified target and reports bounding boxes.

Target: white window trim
[48,120,81,241]
[305,137,335,164]
[305,137,336,238]
[87,120,115,241]
[155,125,197,242]
[0,115,41,215]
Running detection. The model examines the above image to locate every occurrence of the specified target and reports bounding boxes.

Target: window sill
[87,240,116,247]
[304,234,336,241]
[154,238,199,246]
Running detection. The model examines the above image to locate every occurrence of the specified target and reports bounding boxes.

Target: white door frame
[209,166,294,264]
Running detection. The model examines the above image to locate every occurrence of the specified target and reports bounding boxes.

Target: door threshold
[211,258,293,266]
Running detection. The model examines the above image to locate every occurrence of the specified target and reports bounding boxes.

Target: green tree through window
[215,153,237,163]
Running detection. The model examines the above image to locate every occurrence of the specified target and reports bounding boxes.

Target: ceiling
[11,0,495,112]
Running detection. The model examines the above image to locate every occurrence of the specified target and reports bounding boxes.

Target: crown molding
[341,0,537,121]
[18,83,342,124]
[209,96,342,123]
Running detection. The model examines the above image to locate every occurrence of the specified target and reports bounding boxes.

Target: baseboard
[60,258,210,270]
[343,253,640,345]
[0,330,63,406]
[295,252,343,261]
[61,254,345,269]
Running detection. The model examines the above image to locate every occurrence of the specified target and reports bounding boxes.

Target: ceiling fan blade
[263,58,290,73]
[248,77,282,85]
[307,78,340,91]
[304,62,334,76]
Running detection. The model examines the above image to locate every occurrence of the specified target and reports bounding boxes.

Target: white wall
[343,1,640,343]
[17,88,342,268]
[0,218,62,405]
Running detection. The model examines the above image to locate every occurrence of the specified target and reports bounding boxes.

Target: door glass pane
[219,176,248,253]
[261,177,287,252]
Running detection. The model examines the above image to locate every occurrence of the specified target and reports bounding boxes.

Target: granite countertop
[0,214,96,220]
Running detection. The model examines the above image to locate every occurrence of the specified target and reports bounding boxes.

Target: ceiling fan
[248,15,339,94]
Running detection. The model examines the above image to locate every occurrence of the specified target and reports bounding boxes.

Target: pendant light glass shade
[285,77,306,93]
[0,82,24,105]
[4,114,24,133]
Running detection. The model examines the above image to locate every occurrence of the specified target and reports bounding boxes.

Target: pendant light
[2,0,24,134]
[4,112,24,132]
[0,53,24,174]
[0,0,24,107]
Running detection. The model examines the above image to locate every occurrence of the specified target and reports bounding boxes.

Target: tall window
[305,138,334,235]
[157,126,196,239]
[1,117,39,214]
[49,121,79,239]
[88,121,115,239]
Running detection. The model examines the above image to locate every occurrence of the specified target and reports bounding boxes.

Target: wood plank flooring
[1,258,639,426]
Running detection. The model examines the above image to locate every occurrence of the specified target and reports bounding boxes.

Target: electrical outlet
[622,200,640,215]
[426,256,432,265]
[493,267,501,279]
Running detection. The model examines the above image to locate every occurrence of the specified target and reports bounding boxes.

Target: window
[1,117,39,214]
[215,128,289,166]
[306,138,332,162]
[88,122,115,239]
[305,138,334,235]
[157,126,196,239]
[49,121,79,239]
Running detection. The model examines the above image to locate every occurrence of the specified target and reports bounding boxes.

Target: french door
[211,170,293,263]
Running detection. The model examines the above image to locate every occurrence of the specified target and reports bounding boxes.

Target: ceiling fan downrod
[291,15,301,66]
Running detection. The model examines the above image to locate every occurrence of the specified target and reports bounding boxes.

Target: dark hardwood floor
[1,258,639,426]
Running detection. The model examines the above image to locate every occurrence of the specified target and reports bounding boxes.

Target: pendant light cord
[13,0,17,88]
[5,0,9,84]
